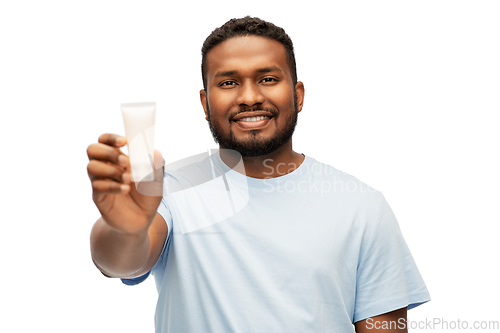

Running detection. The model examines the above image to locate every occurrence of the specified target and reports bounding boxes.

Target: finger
[92,179,130,194]
[98,133,127,147]
[87,159,130,183]
[87,143,129,168]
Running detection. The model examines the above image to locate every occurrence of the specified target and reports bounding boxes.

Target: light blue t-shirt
[123,152,430,332]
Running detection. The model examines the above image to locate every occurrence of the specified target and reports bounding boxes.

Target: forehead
[205,35,290,80]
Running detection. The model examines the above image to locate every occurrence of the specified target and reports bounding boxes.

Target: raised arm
[87,133,167,278]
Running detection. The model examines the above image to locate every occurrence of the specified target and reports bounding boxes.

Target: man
[88,16,430,332]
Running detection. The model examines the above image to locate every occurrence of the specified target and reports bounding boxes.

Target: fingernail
[115,136,126,146]
[120,184,130,193]
[122,172,131,184]
[118,155,128,167]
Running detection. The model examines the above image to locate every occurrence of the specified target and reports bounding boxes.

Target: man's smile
[234,116,273,129]
[232,111,275,130]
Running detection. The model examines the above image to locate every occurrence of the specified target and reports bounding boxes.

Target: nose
[235,81,265,107]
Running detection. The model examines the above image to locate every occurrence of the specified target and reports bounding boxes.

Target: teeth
[239,116,270,122]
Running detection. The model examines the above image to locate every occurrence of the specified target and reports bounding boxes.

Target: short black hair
[201,16,297,91]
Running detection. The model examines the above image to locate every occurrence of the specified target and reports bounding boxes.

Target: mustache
[231,107,278,119]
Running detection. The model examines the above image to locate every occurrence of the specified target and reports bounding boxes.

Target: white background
[1,1,499,332]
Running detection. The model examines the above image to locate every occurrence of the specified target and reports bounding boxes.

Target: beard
[206,94,299,157]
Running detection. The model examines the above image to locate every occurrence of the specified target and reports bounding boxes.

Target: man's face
[200,35,304,157]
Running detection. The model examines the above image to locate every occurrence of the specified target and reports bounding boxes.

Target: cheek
[207,95,232,127]
[269,86,295,110]
[208,91,235,111]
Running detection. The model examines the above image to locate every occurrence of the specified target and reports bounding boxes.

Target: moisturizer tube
[121,102,156,182]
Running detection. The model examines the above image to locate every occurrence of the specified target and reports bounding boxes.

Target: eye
[220,80,237,87]
[260,77,278,84]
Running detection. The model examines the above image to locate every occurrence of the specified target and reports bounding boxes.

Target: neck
[219,139,305,179]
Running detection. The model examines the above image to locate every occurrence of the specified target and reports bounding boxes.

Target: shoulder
[303,155,382,202]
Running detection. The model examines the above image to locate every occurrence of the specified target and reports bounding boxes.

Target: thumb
[153,149,165,170]
[153,149,165,183]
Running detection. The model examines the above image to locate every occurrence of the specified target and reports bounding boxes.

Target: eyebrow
[256,66,283,74]
[214,66,283,78]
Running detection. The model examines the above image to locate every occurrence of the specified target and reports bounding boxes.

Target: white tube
[121,102,156,182]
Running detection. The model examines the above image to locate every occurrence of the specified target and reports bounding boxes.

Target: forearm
[90,217,151,278]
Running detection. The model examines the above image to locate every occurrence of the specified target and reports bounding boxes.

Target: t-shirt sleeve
[120,197,173,286]
[353,194,430,323]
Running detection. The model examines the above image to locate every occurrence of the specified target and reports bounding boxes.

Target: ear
[200,89,208,121]
[295,81,305,113]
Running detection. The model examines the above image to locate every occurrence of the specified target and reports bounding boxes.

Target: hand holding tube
[86,133,164,235]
